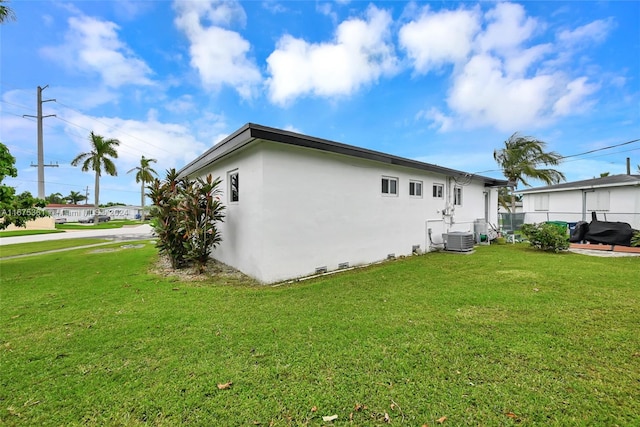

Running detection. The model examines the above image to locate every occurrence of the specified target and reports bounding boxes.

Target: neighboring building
[180,123,507,283]
[45,204,142,222]
[517,174,640,228]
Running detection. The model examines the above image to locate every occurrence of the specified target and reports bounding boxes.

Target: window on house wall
[432,183,444,198]
[586,191,610,211]
[409,180,423,197]
[454,187,463,206]
[381,176,398,195]
[229,170,239,202]
[534,194,549,211]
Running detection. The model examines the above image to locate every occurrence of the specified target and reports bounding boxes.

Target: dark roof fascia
[517,174,640,194]
[180,123,508,187]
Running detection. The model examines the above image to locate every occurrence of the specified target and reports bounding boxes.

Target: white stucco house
[180,123,507,283]
[517,174,640,228]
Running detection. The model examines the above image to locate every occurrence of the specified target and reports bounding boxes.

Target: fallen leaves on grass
[217,381,233,390]
[322,414,338,422]
[437,415,447,424]
[384,412,391,423]
[311,406,317,412]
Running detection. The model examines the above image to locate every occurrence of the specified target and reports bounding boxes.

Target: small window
[229,171,239,202]
[432,184,443,198]
[409,180,423,197]
[454,187,462,206]
[534,194,549,211]
[381,176,398,196]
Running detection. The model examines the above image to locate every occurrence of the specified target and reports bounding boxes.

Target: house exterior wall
[194,141,498,283]
[522,186,640,228]
[191,144,266,281]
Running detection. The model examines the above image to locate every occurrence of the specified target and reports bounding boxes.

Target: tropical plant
[148,169,189,269]
[45,192,65,204]
[0,0,16,23]
[494,133,566,213]
[148,169,225,271]
[631,231,640,247]
[521,222,570,253]
[127,155,157,211]
[65,191,87,204]
[599,172,610,178]
[0,142,47,229]
[71,132,120,224]
[181,174,226,273]
[497,187,522,212]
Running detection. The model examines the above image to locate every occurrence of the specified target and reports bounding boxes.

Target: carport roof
[517,174,640,194]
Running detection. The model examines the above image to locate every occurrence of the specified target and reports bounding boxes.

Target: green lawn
[55,220,144,230]
[0,229,65,238]
[1,243,638,426]
[0,238,111,258]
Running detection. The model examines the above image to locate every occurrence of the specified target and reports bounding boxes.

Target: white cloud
[60,111,210,171]
[447,54,556,132]
[403,2,604,133]
[173,0,260,98]
[266,5,398,105]
[553,77,599,116]
[41,15,154,88]
[558,18,614,46]
[476,2,538,54]
[398,7,480,73]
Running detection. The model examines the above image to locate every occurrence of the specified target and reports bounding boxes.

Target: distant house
[517,174,640,228]
[180,123,507,283]
[45,204,142,222]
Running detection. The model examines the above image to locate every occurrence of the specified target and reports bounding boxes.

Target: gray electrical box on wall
[444,232,474,252]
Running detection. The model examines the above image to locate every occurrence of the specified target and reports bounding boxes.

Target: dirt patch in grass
[150,255,256,284]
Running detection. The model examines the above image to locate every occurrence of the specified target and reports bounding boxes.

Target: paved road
[0,224,154,246]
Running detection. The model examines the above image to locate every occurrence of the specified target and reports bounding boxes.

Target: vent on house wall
[315,266,327,274]
[387,253,396,260]
[412,245,421,253]
[338,262,349,269]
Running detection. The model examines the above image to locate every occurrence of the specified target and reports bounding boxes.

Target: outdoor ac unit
[444,232,474,252]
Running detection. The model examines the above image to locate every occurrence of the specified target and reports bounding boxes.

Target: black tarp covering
[582,212,635,246]
[569,221,589,243]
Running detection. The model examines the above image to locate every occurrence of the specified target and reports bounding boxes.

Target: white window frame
[228,170,239,203]
[454,186,463,206]
[432,183,444,199]
[409,180,423,198]
[381,176,398,196]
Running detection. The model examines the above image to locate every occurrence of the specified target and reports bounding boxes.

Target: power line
[560,138,640,160]
[54,100,172,155]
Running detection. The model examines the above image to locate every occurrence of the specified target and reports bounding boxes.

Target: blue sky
[1,0,639,206]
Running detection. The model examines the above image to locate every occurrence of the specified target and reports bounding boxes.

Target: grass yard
[0,229,64,238]
[0,238,111,258]
[1,243,638,426]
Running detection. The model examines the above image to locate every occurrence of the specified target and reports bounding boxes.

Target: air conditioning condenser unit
[444,231,474,252]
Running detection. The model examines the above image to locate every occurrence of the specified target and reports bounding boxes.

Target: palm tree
[127,155,158,213]
[494,132,565,213]
[66,190,87,204]
[71,132,120,223]
[0,0,16,23]
[45,192,65,204]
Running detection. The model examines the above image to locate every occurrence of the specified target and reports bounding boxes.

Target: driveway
[0,224,154,246]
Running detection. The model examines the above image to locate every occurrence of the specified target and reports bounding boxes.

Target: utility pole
[24,85,57,199]
[84,186,90,205]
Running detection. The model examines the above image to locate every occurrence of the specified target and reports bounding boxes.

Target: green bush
[147,169,225,271]
[631,231,640,247]
[521,222,569,252]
